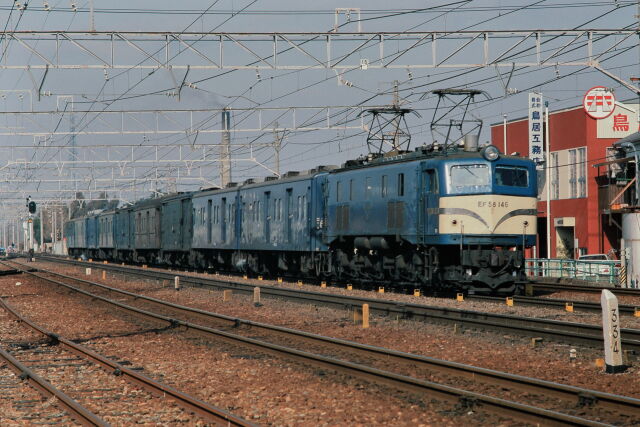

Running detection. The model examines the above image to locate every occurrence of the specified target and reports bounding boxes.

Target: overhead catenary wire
[2,2,636,201]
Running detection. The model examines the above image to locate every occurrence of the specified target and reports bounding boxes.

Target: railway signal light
[28,201,36,213]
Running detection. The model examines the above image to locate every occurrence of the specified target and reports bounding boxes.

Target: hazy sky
[0,1,637,208]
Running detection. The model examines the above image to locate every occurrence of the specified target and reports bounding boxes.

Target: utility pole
[89,0,96,32]
[220,109,232,188]
[545,104,551,259]
[503,114,508,154]
[40,207,44,251]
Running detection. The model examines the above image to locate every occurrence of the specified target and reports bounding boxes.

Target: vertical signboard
[528,92,544,166]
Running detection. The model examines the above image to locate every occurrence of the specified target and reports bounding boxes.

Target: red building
[491,99,637,259]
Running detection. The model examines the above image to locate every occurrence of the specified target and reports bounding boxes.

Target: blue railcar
[114,206,134,261]
[85,215,99,254]
[132,198,162,263]
[97,211,115,258]
[235,173,314,274]
[159,192,193,265]
[64,218,81,254]
[191,186,239,268]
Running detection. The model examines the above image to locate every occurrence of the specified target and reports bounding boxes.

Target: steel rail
[0,339,108,426]
[0,296,253,427]
[31,256,640,352]
[467,295,639,315]
[531,282,640,296]
[16,262,640,418]
[7,263,616,426]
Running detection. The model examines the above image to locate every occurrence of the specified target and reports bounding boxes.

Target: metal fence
[525,258,621,286]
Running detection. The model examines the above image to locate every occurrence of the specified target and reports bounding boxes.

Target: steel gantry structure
[0,29,636,73]
[0,27,637,216]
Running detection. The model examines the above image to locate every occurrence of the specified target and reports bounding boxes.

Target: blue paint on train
[65,147,538,294]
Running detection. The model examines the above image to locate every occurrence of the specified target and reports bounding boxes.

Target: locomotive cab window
[448,164,490,193]
[425,170,438,193]
[494,166,529,187]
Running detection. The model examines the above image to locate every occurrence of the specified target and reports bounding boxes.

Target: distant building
[491,99,639,259]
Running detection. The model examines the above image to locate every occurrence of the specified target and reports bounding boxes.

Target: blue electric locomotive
[64,144,537,294]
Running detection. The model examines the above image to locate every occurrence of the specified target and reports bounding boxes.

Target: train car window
[349,179,354,201]
[207,201,213,243]
[381,175,388,197]
[302,195,307,220]
[256,201,259,222]
[449,164,489,192]
[336,181,342,202]
[365,177,372,199]
[495,166,529,187]
[287,189,293,217]
[397,173,404,196]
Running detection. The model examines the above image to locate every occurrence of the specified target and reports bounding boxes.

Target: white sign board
[583,86,616,120]
[596,102,639,139]
[601,289,626,373]
[528,92,544,166]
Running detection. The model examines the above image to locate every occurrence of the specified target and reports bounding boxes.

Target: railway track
[0,344,105,426]
[467,295,640,315]
[6,259,640,426]
[32,256,640,352]
[530,281,640,296]
[0,291,252,426]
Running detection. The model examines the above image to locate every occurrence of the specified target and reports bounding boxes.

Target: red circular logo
[583,86,616,119]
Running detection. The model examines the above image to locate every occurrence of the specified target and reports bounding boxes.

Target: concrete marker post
[223,289,232,302]
[361,304,369,329]
[174,276,180,291]
[601,289,626,373]
[102,270,106,280]
[253,287,261,304]
[85,268,91,276]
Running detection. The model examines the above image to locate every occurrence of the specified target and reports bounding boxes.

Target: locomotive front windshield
[448,164,490,193]
[495,166,529,187]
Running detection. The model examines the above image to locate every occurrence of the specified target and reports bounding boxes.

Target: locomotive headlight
[481,145,500,161]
